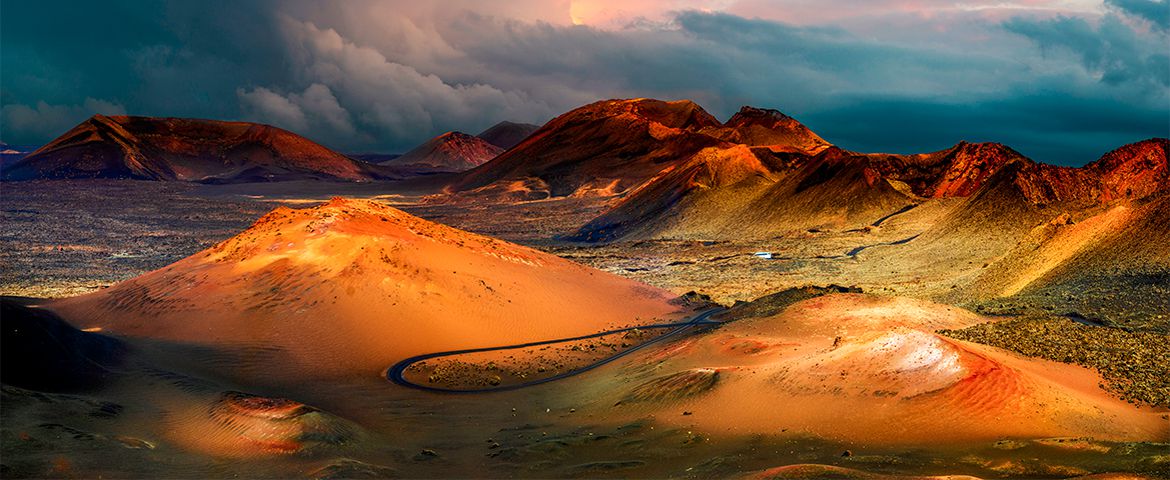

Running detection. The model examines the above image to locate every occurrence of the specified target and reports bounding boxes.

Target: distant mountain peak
[3,116,383,183]
[382,130,502,171]
[476,121,541,149]
[709,105,831,155]
[728,105,796,123]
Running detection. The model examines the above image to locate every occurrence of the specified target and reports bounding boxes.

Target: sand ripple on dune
[165,391,355,457]
[620,368,720,404]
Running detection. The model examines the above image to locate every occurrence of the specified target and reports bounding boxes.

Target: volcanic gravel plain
[2,177,1167,479]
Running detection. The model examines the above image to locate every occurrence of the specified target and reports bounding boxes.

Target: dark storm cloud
[436,11,1012,119]
[1,1,1167,165]
[801,90,1168,163]
[0,0,289,141]
[439,11,1167,163]
[1004,13,1169,87]
[1105,0,1170,31]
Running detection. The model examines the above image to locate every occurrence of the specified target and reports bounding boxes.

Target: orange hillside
[48,198,685,378]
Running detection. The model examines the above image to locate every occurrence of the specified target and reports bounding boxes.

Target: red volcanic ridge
[435,98,1168,241]
[575,137,1167,241]
[451,99,749,199]
[380,131,503,172]
[444,98,973,204]
[2,115,393,183]
[435,99,1167,241]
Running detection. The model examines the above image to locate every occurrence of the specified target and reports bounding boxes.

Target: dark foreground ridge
[0,297,126,392]
[386,308,725,393]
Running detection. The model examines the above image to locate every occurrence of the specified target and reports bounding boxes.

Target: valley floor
[5,180,1165,332]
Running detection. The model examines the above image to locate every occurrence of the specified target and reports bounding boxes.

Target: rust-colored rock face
[382,131,503,171]
[921,142,1025,198]
[1088,138,1169,201]
[705,106,832,155]
[864,139,1169,205]
[967,138,1168,206]
[860,142,1026,199]
[3,115,385,183]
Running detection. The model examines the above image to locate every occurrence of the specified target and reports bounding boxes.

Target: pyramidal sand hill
[47,198,685,378]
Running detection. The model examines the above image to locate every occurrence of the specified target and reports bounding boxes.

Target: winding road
[386,307,725,393]
[870,203,919,227]
[843,233,921,258]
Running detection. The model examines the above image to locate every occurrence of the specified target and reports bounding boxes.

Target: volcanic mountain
[447,99,840,202]
[921,138,1170,298]
[0,142,36,170]
[381,131,503,172]
[46,198,685,378]
[573,136,1169,242]
[2,115,391,183]
[449,98,727,199]
[476,121,541,149]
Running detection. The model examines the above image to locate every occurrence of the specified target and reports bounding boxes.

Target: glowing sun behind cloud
[569,0,733,27]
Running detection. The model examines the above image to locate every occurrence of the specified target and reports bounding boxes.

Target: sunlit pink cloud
[566,0,1106,27]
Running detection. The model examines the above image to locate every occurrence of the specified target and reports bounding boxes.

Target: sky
[1,0,1167,165]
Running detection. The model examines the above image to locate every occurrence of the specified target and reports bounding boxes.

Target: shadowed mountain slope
[476,121,541,150]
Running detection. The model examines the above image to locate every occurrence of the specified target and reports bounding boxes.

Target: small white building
[753,252,773,260]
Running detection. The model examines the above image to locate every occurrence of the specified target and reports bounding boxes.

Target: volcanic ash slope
[604,294,1168,444]
[47,198,684,377]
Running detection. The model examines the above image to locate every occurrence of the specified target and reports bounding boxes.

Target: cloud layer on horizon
[1,0,1166,165]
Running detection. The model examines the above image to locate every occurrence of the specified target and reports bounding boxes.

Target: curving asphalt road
[843,233,921,258]
[385,307,725,394]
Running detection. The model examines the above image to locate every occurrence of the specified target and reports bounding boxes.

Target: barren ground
[1,179,1167,478]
